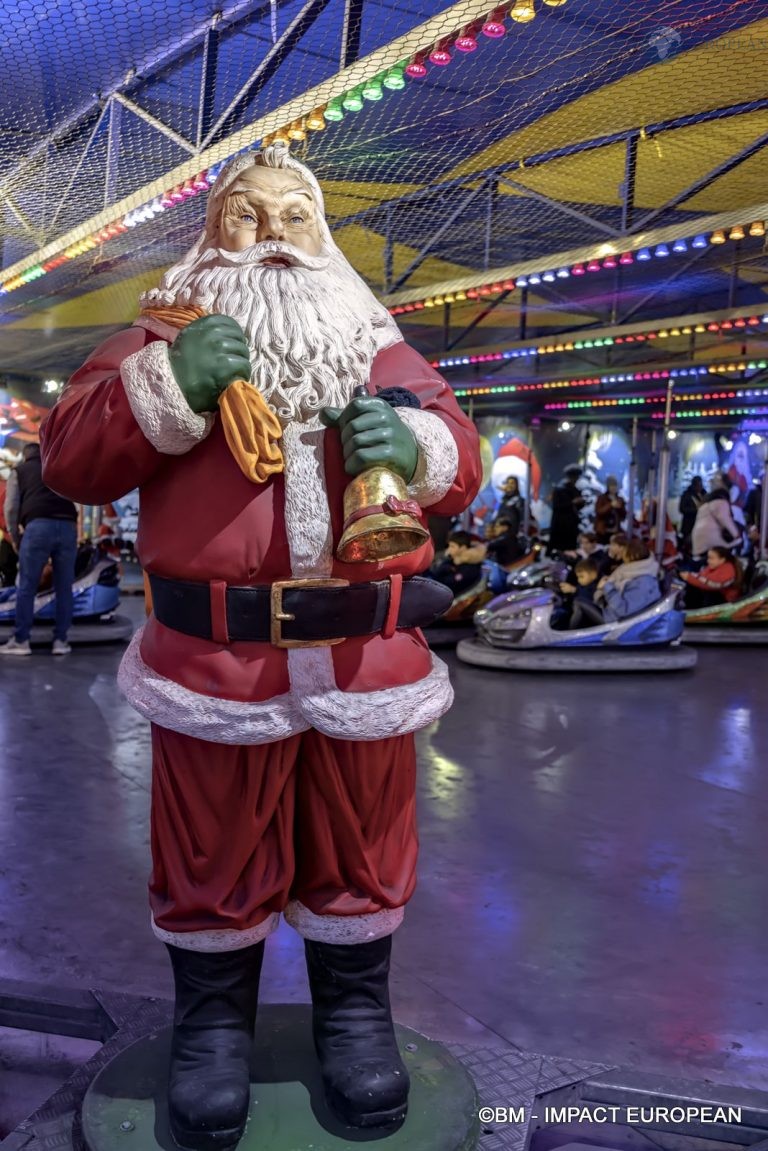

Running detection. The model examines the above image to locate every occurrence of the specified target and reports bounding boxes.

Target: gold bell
[337,465,430,563]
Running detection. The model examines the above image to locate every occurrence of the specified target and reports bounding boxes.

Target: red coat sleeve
[370,340,482,516]
[41,327,166,505]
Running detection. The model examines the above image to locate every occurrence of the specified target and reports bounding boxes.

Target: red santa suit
[41,314,481,952]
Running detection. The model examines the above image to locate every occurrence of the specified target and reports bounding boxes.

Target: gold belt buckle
[270,578,350,648]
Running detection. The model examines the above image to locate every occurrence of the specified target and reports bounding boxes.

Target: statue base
[81,1003,479,1150]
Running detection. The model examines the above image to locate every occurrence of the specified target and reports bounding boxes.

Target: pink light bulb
[429,47,452,65]
[456,33,478,50]
[482,19,505,36]
[405,59,428,78]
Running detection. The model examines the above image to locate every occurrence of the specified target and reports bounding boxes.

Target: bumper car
[682,561,768,644]
[424,547,548,647]
[423,573,494,647]
[0,540,134,646]
[457,587,697,672]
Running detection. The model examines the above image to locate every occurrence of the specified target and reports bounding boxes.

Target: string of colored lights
[1,3,567,298]
[545,386,768,411]
[430,313,768,370]
[452,359,768,397]
[387,220,768,317]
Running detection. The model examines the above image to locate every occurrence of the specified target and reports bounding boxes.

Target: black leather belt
[148,573,452,647]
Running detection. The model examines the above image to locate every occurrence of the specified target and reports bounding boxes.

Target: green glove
[320,396,418,482]
[168,315,253,414]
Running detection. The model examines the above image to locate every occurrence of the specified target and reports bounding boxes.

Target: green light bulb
[383,66,406,90]
[362,78,384,101]
[342,88,365,112]
[325,97,345,121]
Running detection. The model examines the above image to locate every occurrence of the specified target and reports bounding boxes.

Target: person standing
[679,476,705,556]
[495,475,524,536]
[549,465,585,553]
[691,473,741,559]
[1,441,78,656]
[594,476,626,544]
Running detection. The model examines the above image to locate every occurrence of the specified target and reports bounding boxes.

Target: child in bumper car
[680,546,742,608]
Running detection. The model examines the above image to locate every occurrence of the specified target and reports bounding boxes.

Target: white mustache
[214,241,331,271]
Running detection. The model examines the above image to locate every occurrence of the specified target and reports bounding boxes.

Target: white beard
[141,241,388,423]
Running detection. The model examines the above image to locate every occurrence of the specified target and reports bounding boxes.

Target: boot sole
[170,1120,245,1151]
[325,1087,408,1130]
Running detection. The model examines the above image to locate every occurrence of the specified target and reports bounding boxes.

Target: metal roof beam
[329,97,768,234]
[339,0,365,68]
[0,0,274,192]
[389,178,492,293]
[201,0,335,149]
[628,127,768,235]
[496,175,621,239]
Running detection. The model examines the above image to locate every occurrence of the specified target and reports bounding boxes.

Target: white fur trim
[121,340,214,455]
[152,912,280,952]
[117,627,309,744]
[396,408,459,508]
[284,901,404,943]
[287,648,454,740]
[281,418,333,577]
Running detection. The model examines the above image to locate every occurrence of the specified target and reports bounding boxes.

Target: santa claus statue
[41,143,481,1149]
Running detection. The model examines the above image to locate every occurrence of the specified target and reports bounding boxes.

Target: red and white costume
[41,314,480,950]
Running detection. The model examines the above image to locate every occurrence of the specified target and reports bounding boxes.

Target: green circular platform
[81,1004,479,1150]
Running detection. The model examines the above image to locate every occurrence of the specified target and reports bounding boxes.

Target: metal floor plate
[0,987,607,1151]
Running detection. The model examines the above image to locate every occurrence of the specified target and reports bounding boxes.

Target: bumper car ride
[683,562,768,644]
[457,588,697,671]
[0,552,133,645]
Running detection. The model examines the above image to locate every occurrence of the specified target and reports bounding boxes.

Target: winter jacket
[594,493,626,541]
[679,485,704,538]
[691,491,741,556]
[683,560,740,603]
[600,555,661,621]
[549,481,583,551]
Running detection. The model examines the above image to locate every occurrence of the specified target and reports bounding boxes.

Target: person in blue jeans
[1,442,78,656]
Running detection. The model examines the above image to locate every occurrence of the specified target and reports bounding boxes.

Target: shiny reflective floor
[2,605,767,1097]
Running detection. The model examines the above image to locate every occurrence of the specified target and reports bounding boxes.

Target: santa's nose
[259,216,285,241]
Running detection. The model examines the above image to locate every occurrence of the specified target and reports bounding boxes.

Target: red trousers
[149,725,418,951]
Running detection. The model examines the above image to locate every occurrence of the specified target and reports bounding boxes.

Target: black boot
[166,942,264,1150]
[305,935,410,1129]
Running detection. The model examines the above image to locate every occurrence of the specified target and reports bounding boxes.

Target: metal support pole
[760,440,768,560]
[443,302,451,351]
[103,98,122,209]
[728,240,741,309]
[523,423,534,539]
[518,287,528,341]
[647,430,658,526]
[464,397,476,530]
[654,380,675,567]
[627,417,638,540]
[484,178,497,270]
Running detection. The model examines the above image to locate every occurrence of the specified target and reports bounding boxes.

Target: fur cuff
[121,340,214,455]
[397,408,459,508]
[287,647,454,740]
[284,901,404,943]
[152,912,280,952]
[118,627,309,744]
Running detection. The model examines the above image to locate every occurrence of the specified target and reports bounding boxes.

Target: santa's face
[217,168,323,259]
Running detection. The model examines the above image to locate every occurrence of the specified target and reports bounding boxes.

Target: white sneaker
[52,639,72,656]
[0,637,31,656]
